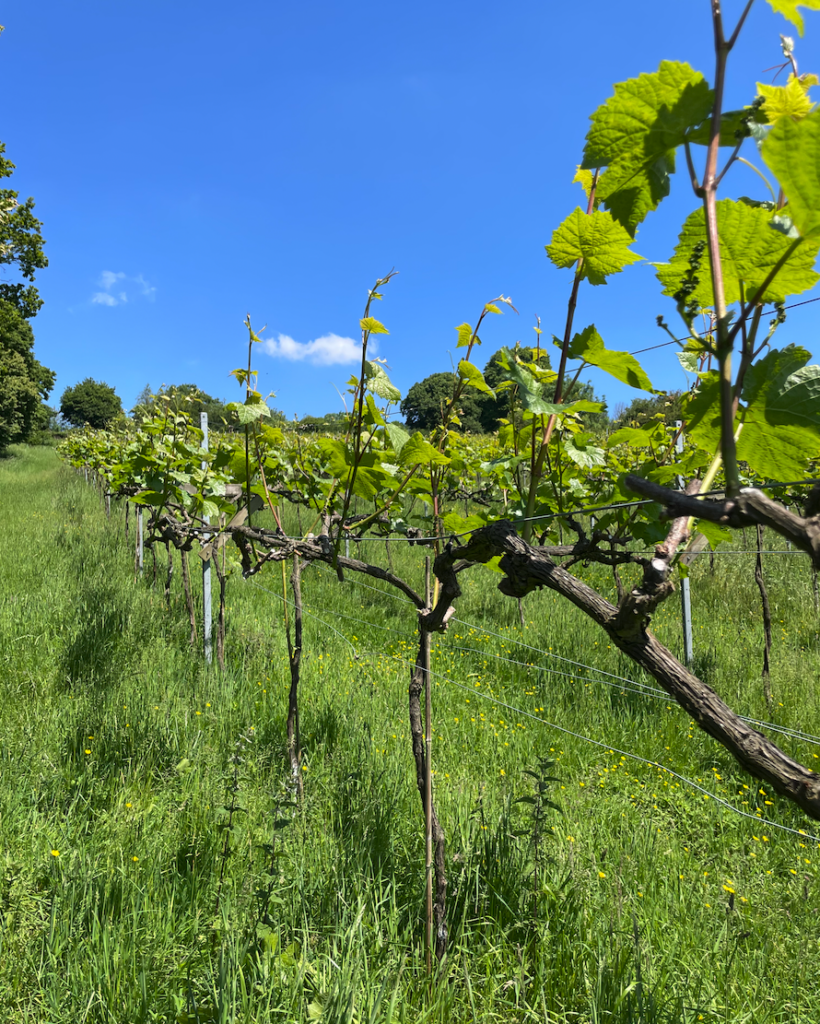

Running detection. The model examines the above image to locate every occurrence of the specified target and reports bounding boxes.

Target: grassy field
[2,445,820,1023]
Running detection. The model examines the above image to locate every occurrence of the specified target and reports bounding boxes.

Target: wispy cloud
[91,270,156,307]
[262,332,371,366]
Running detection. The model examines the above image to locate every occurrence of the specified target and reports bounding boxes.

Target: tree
[481,346,552,431]
[401,372,486,433]
[611,390,684,430]
[0,143,47,319]
[61,379,123,429]
[0,299,55,453]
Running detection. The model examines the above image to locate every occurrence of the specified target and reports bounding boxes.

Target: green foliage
[0,142,47,319]
[766,0,820,35]
[131,384,261,431]
[763,109,820,238]
[60,378,123,430]
[296,411,350,433]
[566,325,655,392]
[656,199,820,307]
[545,208,642,283]
[611,391,684,430]
[582,61,714,235]
[401,371,487,434]
[0,298,54,453]
[685,346,820,479]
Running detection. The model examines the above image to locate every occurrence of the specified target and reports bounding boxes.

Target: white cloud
[91,270,156,307]
[262,332,372,366]
[99,270,126,289]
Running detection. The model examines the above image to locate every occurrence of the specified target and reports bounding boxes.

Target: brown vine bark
[755,524,773,709]
[180,548,198,646]
[408,575,447,961]
[430,521,820,821]
[285,555,304,800]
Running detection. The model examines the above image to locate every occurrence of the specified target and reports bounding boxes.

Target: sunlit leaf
[546,208,643,284]
[763,109,820,237]
[360,316,389,335]
[582,61,714,234]
[567,325,654,391]
[765,0,820,35]
[656,199,819,304]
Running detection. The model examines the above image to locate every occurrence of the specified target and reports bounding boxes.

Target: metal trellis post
[677,421,694,667]
[201,412,213,665]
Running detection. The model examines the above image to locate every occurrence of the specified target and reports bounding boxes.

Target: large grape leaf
[582,61,714,235]
[316,439,395,500]
[656,199,819,306]
[765,0,820,35]
[757,79,815,123]
[398,432,451,468]
[684,347,820,479]
[364,361,401,402]
[457,360,494,396]
[567,325,655,391]
[763,110,820,237]
[545,208,642,285]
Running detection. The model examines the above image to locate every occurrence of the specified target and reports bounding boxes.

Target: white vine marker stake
[201,412,213,665]
[677,421,694,667]
[137,506,144,576]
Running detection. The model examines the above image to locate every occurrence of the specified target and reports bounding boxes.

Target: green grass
[2,445,820,1022]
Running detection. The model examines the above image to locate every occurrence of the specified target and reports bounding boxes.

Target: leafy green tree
[611,391,683,430]
[0,143,47,319]
[401,372,486,433]
[0,299,55,453]
[61,378,123,429]
[296,411,350,433]
[481,346,552,431]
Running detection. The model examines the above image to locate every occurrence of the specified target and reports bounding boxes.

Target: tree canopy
[400,346,607,434]
[0,143,47,319]
[0,299,55,453]
[61,379,123,429]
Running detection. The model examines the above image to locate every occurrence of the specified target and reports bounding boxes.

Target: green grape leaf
[201,499,220,520]
[225,400,272,424]
[768,362,820,427]
[685,348,820,478]
[573,166,595,197]
[133,490,167,507]
[458,360,495,396]
[582,61,714,234]
[363,394,386,426]
[656,199,820,305]
[398,432,451,468]
[385,422,410,455]
[607,422,667,448]
[696,520,732,549]
[686,109,754,146]
[484,302,503,314]
[441,511,489,534]
[763,109,820,237]
[567,325,655,391]
[757,79,815,123]
[455,322,475,348]
[678,350,699,373]
[545,208,643,284]
[364,361,401,402]
[765,0,820,35]
[360,316,389,335]
[563,434,606,468]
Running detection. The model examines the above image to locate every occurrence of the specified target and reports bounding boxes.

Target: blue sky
[3,0,819,421]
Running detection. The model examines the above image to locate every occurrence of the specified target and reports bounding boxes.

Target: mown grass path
[2,445,820,1022]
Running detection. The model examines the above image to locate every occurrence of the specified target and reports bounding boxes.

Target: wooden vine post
[285,554,304,800]
[409,556,446,965]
